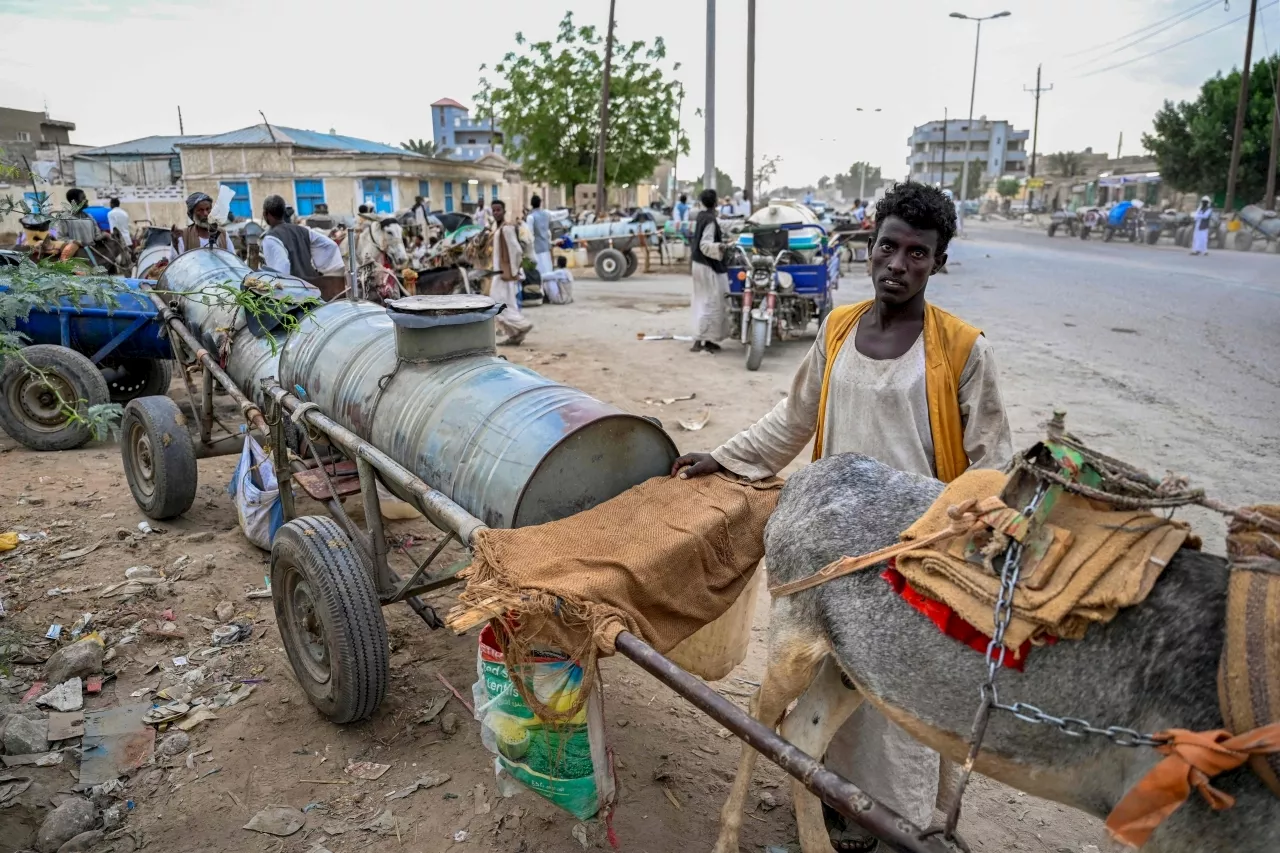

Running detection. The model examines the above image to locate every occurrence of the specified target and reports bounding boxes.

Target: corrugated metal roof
[179,124,420,157]
[76,135,196,157]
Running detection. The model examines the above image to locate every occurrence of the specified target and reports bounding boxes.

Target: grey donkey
[714,453,1277,853]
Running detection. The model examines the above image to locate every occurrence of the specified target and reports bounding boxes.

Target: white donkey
[353,216,409,300]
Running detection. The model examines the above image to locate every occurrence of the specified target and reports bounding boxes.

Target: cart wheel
[622,249,639,278]
[1103,227,1115,242]
[0,345,110,452]
[103,358,174,403]
[121,395,197,519]
[594,248,626,281]
[1046,223,1057,237]
[272,515,388,723]
[744,317,768,372]
[1146,229,1160,245]
[1234,231,1254,252]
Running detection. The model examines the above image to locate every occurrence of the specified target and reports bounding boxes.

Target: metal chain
[979,480,1167,749]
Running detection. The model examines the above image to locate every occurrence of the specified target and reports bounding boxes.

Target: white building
[906,116,1029,188]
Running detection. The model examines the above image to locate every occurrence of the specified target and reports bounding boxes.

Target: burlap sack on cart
[449,471,781,672]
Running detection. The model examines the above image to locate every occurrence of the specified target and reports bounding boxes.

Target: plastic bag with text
[472,624,615,821]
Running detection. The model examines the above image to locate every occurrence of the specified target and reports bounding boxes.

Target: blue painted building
[431,98,504,162]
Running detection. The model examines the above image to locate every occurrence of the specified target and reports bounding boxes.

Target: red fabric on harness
[882,560,1050,671]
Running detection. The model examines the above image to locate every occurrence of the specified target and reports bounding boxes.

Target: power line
[1077,0,1279,78]
[1064,0,1218,58]
[1070,0,1221,70]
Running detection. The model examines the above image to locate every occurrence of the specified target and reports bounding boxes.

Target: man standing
[850,199,865,224]
[527,194,553,276]
[673,193,690,222]
[488,199,533,345]
[673,182,1012,851]
[174,192,232,253]
[107,198,132,250]
[474,197,492,230]
[690,187,729,353]
[260,195,345,296]
[1190,195,1212,256]
[410,195,431,241]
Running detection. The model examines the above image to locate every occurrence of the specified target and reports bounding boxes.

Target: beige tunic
[711,317,1013,831]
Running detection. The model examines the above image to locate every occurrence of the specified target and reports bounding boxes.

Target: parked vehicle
[1046,209,1079,237]
[1102,200,1143,242]
[725,204,839,371]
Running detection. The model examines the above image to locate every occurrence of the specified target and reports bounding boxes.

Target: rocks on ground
[3,713,50,755]
[42,638,104,686]
[36,796,95,853]
[57,830,104,853]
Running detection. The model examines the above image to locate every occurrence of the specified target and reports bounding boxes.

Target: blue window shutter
[444,182,454,213]
[419,180,430,200]
[294,179,325,216]
[491,184,498,200]
[462,183,471,202]
[361,178,393,214]
[222,182,251,219]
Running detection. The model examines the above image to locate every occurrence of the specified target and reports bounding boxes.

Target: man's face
[192,200,212,224]
[491,203,505,223]
[869,215,944,307]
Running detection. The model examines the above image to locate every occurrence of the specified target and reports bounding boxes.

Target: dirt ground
[8,224,1258,853]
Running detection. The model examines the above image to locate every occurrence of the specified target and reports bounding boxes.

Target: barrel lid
[386,294,503,329]
[388,294,495,315]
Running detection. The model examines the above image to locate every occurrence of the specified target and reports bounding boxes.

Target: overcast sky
[3,0,1277,188]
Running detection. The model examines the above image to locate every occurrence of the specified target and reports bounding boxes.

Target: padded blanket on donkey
[449,473,781,657]
[895,469,1193,650]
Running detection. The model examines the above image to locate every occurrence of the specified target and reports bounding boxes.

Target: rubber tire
[0,344,110,451]
[105,358,174,404]
[1103,227,1115,242]
[622,249,639,278]
[594,248,626,281]
[1234,231,1254,252]
[271,515,388,723]
[1047,223,1058,237]
[744,317,769,372]
[120,395,197,519]
[1146,229,1160,245]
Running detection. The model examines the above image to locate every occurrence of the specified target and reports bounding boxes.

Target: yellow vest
[812,300,982,483]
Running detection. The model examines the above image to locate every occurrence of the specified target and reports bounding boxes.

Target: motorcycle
[726,224,832,371]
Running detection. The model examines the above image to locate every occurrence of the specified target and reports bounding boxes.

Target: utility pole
[1225,0,1259,213]
[1024,64,1053,211]
[940,107,948,189]
[704,0,716,194]
[177,106,184,135]
[950,12,1012,220]
[1116,131,1123,159]
[744,0,756,205]
[594,0,617,217]
[1267,55,1280,211]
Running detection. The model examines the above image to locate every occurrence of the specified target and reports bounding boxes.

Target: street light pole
[745,0,756,204]
[704,0,716,193]
[951,11,1011,221]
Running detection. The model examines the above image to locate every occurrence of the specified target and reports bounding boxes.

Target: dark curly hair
[873,182,957,255]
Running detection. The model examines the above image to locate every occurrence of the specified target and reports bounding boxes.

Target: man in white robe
[690,188,729,353]
[1191,196,1213,255]
[489,199,532,345]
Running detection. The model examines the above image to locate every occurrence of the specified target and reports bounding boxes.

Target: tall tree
[835,162,881,198]
[401,138,436,156]
[754,154,781,197]
[949,167,984,201]
[694,168,737,198]
[996,177,1021,199]
[1142,55,1278,203]
[1045,150,1083,178]
[483,12,688,190]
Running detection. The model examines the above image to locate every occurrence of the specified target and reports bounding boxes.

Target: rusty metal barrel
[278,295,677,528]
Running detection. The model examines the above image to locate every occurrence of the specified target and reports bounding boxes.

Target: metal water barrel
[279,295,678,528]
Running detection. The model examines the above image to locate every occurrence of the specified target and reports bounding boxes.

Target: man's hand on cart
[671,452,722,479]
